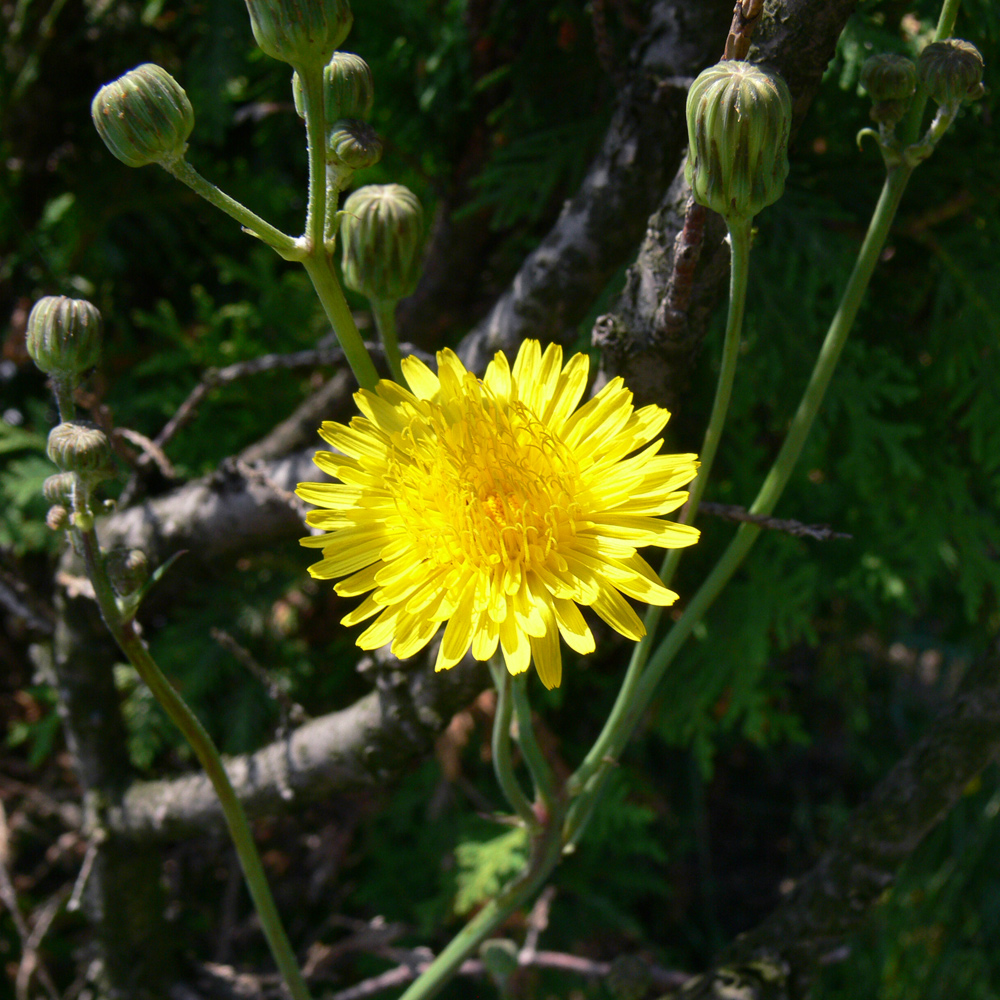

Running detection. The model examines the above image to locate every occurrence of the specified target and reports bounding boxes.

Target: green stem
[162,158,303,261]
[489,661,537,828]
[510,674,556,810]
[899,0,962,146]
[371,298,405,383]
[297,64,328,255]
[302,255,380,391]
[623,164,914,751]
[398,806,566,1000]
[76,529,314,1000]
[53,377,76,423]
[934,0,962,41]
[568,216,753,800]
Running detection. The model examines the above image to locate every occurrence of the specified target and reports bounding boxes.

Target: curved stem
[489,661,537,828]
[371,298,405,383]
[297,63,328,255]
[569,216,753,799]
[162,158,303,261]
[76,528,314,1000]
[302,255,380,391]
[511,674,556,810]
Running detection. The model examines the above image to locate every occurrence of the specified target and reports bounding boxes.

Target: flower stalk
[74,522,315,1000]
[488,660,538,829]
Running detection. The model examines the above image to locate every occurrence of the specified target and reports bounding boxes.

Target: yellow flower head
[297,341,699,689]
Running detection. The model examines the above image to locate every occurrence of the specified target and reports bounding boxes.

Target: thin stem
[76,528,314,1000]
[624,164,914,750]
[899,0,962,146]
[298,64,328,255]
[302,255,380,391]
[398,805,567,1000]
[52,377,76,423]
[489,661,537,828]
[371,298,405,383]
[162,158,303,261]
[510,674,556,810]
[935,0,962,41]
[568,216,753,799]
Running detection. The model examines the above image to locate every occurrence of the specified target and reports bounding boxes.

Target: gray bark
[109,655,487,842]
[457,0,734,373]
[597,0,860,410]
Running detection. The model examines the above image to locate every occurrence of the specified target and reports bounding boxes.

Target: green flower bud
[479,939,519,990]
[92,64,194,168]
[26,296,102,378]
[106,547,150,596]
[328,119,383,171]
[42,472,76,506]
[47,422,116,484]
[861,53,918,101]
[684,60,792,223]
[861,53,918,127]
[244,0,352,70]
[918,39,985,106]
[292,53,373,121]
[324,52,374,120]
[341,184,425,302]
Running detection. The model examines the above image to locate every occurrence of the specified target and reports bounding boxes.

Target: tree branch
[457,0,734,372]
[669,657,1000,999]
[596,0,859,410]
[108,655,488,842]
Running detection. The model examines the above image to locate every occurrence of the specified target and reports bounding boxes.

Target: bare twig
[113,426,177,480]
[723,0,765,60]
[325,946,690,1000]
[0,804,61,1000]
[699,502,852,540]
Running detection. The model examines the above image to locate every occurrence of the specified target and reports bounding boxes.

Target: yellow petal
[402,355,441,399]
[591,583,645,640]
[529,599,561,689]
[552,597,595,654]
[499,615,531,675]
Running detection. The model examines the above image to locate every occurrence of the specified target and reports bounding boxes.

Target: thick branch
[109,656,487,842]
[457,0,734,372]
[671,659,1000,999]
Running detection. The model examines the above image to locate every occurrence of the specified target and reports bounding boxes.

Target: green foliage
[454,827,528,915]
[815,769,1000,1000]
[3,0,1000,996]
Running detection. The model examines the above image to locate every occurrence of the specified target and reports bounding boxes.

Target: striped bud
[685,61,792,223]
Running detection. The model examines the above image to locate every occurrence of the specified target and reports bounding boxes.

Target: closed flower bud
[861,53,918,127]
[918,39,985,106]
[292,53,373,121]
[106,547,149,596]
[92,64,194,168]
[328,119,383,170]
[47,422,116,484]
[685,60,792,223]
[26,296,102,378]
[46,505,69,532]
[42,472,76,506]
[341,184,424,302]
[324,52,374,120]
[244,0,352,70]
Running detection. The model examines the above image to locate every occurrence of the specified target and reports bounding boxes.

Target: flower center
[388,381,582,573]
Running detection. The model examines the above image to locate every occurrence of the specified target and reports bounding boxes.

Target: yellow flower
[297,340,699,689]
